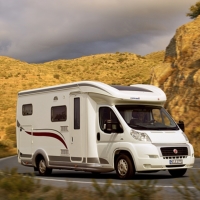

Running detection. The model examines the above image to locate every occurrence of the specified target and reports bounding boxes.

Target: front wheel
[168,169,187,177]
[38,157,52,176]
[116,154,135,179]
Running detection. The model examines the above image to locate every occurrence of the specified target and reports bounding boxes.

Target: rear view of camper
[16,81,195,179]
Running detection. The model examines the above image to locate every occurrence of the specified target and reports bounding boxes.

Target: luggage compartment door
[19,125,33,157]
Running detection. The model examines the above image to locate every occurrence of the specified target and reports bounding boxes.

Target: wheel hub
[39,160,46,173]
[118,159,128,176]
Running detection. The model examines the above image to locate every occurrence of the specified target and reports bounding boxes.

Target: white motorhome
[16,81,194,179]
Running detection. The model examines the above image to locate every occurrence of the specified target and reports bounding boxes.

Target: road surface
[0,155,199,198]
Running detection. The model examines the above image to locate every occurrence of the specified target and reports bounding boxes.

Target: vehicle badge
[173,149,178,154]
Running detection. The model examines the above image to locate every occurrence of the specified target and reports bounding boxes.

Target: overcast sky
[0,0,197,63]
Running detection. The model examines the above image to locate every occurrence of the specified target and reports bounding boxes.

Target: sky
[0,0,197,63]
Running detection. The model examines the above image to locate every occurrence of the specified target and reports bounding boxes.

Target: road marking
[36,177,115,185]
[0,173,197,189]
[35,177,196,189]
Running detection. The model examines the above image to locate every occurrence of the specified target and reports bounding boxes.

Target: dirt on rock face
[151,16,200,156]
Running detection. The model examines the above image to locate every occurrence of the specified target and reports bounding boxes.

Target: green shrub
[127,179,162,200]
[42,185,53,193]
[0,168,40,200]
[5,125,16,146]
[53,74,60,79]
[0,141,7,148]
[57,65,62,70]
[92,179,114,199]
[5,125,15,136]
[187,1,200,19]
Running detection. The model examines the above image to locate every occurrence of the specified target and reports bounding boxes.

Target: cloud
[0,0,197,62]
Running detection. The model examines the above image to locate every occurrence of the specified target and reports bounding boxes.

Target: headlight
[130,129,151,142]
[182,132,189,142]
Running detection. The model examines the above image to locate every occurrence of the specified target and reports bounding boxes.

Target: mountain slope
[0,52,164,157]
[151,16,200,156]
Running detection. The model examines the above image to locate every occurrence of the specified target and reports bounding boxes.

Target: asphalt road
[0,155,200,198]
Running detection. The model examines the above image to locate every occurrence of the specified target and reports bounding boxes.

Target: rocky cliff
[151,16,200,156]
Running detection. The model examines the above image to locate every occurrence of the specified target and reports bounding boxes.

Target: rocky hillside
[151,16,200,156]
[0,52,165,157]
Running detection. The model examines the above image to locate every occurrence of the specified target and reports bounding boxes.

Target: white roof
[18,81,166,104]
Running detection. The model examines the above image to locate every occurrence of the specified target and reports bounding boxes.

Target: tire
[168,169,187,177]
[38,157,52,176]
[115,154,135,179]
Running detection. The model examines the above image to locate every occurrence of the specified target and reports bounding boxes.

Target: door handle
[97,132,100,141]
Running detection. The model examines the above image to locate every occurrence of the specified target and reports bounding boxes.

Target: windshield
[115,105,179,131]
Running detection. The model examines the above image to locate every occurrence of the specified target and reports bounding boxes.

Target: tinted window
[99,107,123,133]
[51,106,67,122]
[116,105,178,131]
[74,98,80,129]
[22,104,33,116]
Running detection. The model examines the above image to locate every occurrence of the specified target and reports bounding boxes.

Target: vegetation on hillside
[0,51,165,157]
[187,1,200,19]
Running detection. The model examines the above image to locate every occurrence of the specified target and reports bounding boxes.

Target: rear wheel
[116,154,135,179]
[38,157,52,176]
[168,169,187,177]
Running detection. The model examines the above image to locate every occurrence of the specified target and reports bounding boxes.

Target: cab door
[96,106,124,164]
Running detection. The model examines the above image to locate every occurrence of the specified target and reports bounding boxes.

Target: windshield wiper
[129,124,148,129]
[150,127,179,130]
[129,123,179,131]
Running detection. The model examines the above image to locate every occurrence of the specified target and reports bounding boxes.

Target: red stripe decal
[25,131,68,149]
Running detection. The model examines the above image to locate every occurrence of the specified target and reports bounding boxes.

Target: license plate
[169,159,183,164]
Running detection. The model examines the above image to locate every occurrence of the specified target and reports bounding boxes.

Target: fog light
[149,155,159,158]
[144,164,151,169]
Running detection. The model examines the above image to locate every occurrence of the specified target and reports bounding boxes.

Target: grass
[0,145,16,159]
[1,168,200,200]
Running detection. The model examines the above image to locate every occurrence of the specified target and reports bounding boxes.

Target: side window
[22,104,33,116]
[51,106,67,122]
[152,109,162,123]
[152,109,170,125]
[74,98,80,129]
[162,111,171,126]
[99,107,123,133]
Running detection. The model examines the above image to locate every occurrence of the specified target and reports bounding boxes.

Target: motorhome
[16,81,195,179]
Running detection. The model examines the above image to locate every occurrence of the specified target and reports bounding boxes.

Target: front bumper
[131,143,195,171]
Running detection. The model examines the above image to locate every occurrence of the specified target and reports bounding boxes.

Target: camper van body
[16,81,194,179]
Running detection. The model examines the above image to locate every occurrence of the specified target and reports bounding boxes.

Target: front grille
[163,156,187,159]
[160,147,188,156]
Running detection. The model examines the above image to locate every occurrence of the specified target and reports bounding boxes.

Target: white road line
[0,169,198,189]
[35,177,196,189]
[35,177,115,185]
[0,172,197,189]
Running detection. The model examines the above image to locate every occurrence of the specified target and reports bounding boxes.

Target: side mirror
[177,120,185,132]
[104,120,123,133]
